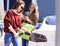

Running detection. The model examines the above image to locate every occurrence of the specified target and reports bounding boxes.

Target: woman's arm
[25,16,34,25]
[8,25,18,38]
[4,10,18,38]
[21,27,28,32]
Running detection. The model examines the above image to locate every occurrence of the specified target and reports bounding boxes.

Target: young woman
[22,3,38,46]
[4,2,28,46]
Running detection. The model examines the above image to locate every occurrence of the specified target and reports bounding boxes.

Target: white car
[31,16,56,46]
[39,16,56,31]
[33,16,56,32]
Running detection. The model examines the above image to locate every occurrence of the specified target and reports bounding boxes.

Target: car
[39,16,56,31]
[33,16,56,32]
[31,16,56,46]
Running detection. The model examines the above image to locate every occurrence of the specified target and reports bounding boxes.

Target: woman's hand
[8,25,19,38]
[14,33,18,38]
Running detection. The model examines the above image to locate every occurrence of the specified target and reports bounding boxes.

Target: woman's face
[17,4,24,13]
[29,4,35,12]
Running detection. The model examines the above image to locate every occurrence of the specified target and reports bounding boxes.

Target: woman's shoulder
[5,9,13,15]
[5,9,13,17]
[7,9,12,13]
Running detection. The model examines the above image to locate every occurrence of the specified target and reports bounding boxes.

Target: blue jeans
[4,32,19,46]
[22,39,29,46]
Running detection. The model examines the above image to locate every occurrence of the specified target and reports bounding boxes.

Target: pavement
[0,32,22,46]
[0,32,4,46]
[0,31,55,46]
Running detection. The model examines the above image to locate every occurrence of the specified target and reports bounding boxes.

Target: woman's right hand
[14,33,18,38]
[8,25,19,38]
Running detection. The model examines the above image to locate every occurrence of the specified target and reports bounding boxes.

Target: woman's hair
[29,3,36,14]
[28,3,38,25]
[12,2,25,9]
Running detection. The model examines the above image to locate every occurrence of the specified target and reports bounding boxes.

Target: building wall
[0,0,5,19]
[37,0,55,18]
[4,0,16,10]
[4,0,55,18]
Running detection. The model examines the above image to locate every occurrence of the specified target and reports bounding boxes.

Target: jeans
[4,32,19,46]
[22,39,29,46]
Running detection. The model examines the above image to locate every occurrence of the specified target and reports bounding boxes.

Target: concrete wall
[56,0,60,46]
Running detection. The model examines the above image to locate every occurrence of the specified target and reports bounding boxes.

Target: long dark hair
[12,2,24,9]
[28,3,38,25]
[29,3,36,14]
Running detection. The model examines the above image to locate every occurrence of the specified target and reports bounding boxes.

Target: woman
[22,3,38,25]
[22,3,38,46]
[4,2,28,46]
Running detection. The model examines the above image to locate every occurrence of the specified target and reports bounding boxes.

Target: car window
[46,16,56,25]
